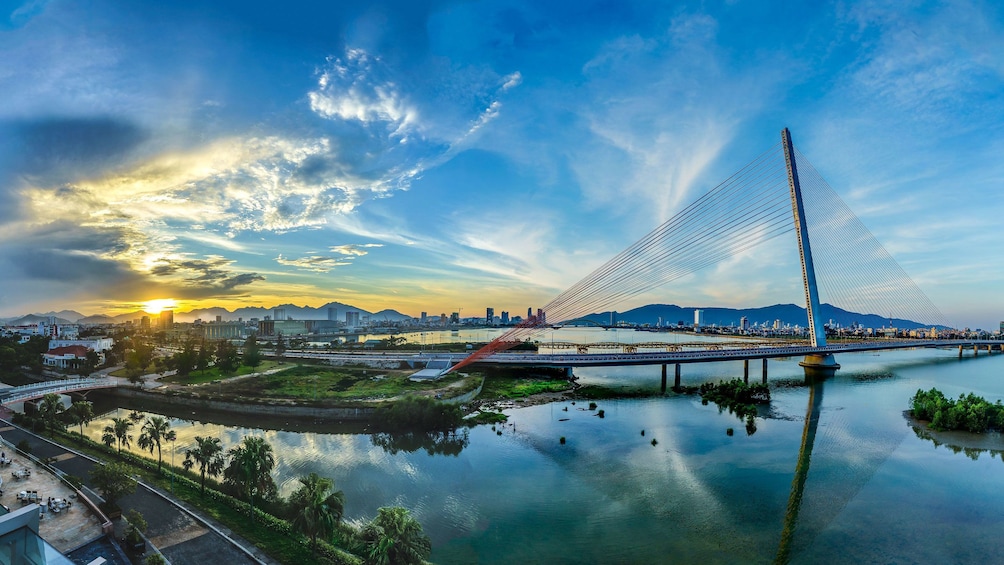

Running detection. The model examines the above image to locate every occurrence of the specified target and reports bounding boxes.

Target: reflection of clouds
[84,409,431,499]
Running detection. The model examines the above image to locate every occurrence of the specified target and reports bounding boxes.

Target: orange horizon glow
[143,298,178,315]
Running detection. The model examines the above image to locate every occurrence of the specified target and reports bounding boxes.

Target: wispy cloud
[275,254,353,273]
[330,243,383,256]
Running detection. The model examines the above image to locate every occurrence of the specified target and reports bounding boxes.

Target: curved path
[0,420,276,565]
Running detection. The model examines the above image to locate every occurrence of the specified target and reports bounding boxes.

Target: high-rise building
[160,309,174,330]
[501,311,510,324]
[450,312,460,323]
[345,311,360,327]
[420,312,427,324]
[537,308,545,324]
[528,307,533,320]
[327,307,337,321]
[740,316,749,332]
[274,308,287,321]
[486,307,494,325]
[773,319,782,330]
[140,316,150,330]
[694,309,704,329]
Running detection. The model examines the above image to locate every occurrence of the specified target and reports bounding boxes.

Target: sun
[144,298,177,315]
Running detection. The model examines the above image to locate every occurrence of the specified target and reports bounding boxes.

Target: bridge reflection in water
[776,376,823,564]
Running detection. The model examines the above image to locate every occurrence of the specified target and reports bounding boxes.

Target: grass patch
[219,364,480,401]
[160,360,282,385]
[478,377,573,400]
[465,411,509,426]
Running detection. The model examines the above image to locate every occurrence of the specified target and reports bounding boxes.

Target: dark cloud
[1,116,147,184]
[150,256,265,292]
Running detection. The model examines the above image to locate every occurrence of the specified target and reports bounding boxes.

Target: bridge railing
[1,378,118,405]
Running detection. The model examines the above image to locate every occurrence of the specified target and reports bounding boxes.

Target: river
[81,338,1004,563]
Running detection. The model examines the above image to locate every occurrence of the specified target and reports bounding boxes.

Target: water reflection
[775,377,823,564]
[909,421,1004,462]
[371,430,470,457]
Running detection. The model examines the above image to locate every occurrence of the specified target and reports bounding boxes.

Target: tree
[89,462,136,509]
[290,473,345,549]
[195,339,211,372]
[138,416,176,472]
[36,393,65,434]
[215,340,240,375]
[67,400,95,438]
[102,417,134,453]
[225,436,277,513]
[243,335,262,369]
[183,436,225,495]
[174,340,196,376]
[275,332,286,362]
[360,507,431,565]
[80,350,100,375]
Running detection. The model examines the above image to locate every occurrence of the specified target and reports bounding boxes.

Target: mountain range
[582,303,937,330]
[1,302,412,326]
[2,302,939,330]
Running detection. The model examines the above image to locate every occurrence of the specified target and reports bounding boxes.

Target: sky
[1,0,1002,329]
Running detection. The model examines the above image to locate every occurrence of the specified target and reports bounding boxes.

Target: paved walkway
[0,421,278,565]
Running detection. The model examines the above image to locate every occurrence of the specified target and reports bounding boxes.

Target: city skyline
[2,1,1003,329]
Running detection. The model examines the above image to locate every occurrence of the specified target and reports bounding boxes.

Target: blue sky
[1,0,1002,329]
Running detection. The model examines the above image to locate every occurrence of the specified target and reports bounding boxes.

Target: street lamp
[170,436,176,494]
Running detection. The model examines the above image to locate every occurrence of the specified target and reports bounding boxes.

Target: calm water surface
[85,345,1004,563]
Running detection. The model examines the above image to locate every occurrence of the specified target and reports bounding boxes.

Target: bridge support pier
[974,344,979,357]
[762,359,768,383]
[661,364,667,393]
[565,366,575,379]
[800,354,840,379]
[959,345,964,359]
[744,359,749,384]
[674,363,681,391]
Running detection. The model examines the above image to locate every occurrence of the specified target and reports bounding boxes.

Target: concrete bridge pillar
[959,345,964,359]
[800,354,840,379]
[674,363,681,390]
[762,358,768,383]
[661,364,667,393]
[974,344,979,356]
[744,359,749,384]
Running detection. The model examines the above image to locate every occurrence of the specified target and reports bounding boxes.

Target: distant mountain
[369,309,412,322]
[585,303,937,330]
[36,310,86,322]
[5,314,74,326]
[174,301,410,323]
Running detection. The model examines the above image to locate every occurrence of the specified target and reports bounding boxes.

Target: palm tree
[138,416,176,472]
[290,473,345,549]
[102,417,134,453]
[36,393,65,433]
[183,436,225,495]
[360,507,431,565]
[67,400,95,438]
[225,436,276,514]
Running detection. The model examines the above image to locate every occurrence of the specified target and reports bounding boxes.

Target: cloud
[275,254,353,273]
[330,243,383,256]
[309,49,419,136]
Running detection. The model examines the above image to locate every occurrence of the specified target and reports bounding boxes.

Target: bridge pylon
[782,128,839,377]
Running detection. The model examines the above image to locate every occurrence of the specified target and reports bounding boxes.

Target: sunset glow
[144,299,177,315]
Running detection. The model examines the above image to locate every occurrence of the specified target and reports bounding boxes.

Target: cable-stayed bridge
[448,128,982,378]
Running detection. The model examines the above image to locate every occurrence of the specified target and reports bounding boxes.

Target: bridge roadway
[281,339,1003,369]
[0,377,118,406]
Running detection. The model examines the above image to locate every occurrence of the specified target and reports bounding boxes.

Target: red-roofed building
[42,345,93,369]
